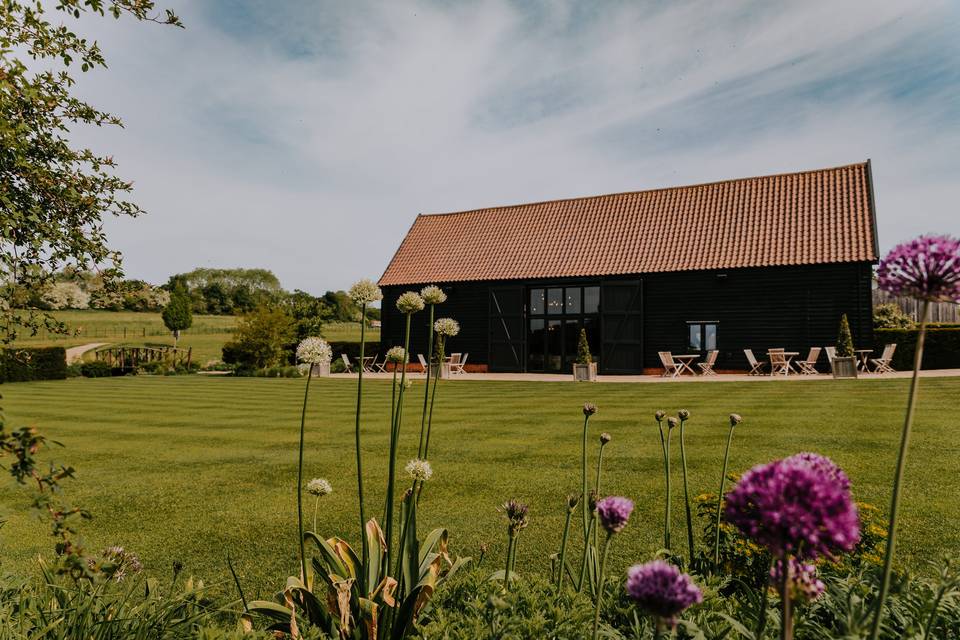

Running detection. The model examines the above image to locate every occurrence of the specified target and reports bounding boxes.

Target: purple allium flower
[724,457,860,559]
[596,496,634,534]
[626,560,703,627]
[771,558,826,603]
[876,235,960,303]
[784,452,851,492]
[500,499,529,533]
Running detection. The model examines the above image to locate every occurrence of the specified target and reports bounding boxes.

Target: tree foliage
[0,0,181,344]
[873,302,914,329]
[836,313,855,357]
[161,287,193,340]
[221,306,296,370]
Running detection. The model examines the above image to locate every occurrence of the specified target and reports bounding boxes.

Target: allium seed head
[600,432,612,445]
[501,499,529,533]
[583,402,597,416]
[596,496,634,534]
[386,346,407,364]
[296,337,332,365]
[626,560,703,628]
[876,234,960,303]
[405,458,433,482]
[307,477,332,497]
[729,413,742,426]
[420,285,447,305]
[433,317,460,337]
[396,291,425,314]
[348,279,383,305]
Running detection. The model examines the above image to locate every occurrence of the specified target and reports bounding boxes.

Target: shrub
[873,302,914,329]
[0,347,67,382]
[80,361,114,378]
[836,313,855,357]
[874,327,960,370]
[221,306,296,369]
[162,287,193,345]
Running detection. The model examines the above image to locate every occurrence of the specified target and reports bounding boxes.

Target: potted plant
[831,314,858,379]
[572,328,598,381]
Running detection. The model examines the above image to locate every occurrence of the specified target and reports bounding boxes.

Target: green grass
[1,376,957,599]
[11,311,379,364]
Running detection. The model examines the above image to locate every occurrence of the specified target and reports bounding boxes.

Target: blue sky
[71,0,960,293]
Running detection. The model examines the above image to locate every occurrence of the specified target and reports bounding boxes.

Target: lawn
[1,375,957,600]
[10,311,379,364]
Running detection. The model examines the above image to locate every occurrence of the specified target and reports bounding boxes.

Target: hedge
[0,347,68,383]
[874,327,960,371]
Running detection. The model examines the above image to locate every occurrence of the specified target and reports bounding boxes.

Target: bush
[873,302,914,329]
[221,306,296,369]
[874,327,960,370]
[837,313,855,357]
[80,361,114,378]
[0,347,67,382]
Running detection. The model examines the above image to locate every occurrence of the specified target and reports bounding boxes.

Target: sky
[68,0,960,294]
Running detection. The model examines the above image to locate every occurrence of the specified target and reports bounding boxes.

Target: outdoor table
[767,351,800,374]
[673,354,700,376]
[358,356,375,372]
[854,349,873,371]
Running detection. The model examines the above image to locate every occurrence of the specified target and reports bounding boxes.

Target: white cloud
[62,0,960,292]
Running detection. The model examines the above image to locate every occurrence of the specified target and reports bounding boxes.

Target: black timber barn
[378,162,878,374]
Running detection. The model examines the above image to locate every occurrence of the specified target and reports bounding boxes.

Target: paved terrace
[331,369,960,383]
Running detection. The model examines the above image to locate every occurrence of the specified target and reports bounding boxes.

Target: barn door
[600,279,643,373]
[488,286,525,372]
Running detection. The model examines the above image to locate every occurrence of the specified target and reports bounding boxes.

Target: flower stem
[658,422,669,549]
[591,533,612,640]
[679,420,694,566]
[296,372,312,582]
[714,424,735,569]
[504,532,516,589]
[757,555,773,639]
[579,515,596,593]
[557,507,574,591]
[423,335,445,460]
[312,496,319,534]
[665,426,673,551]
[384,313,412,579]
[780,557,793,640]
[417,304,435,457]
[870,300,930,640]
[593,443,606,551]
[356,303,368,571]
[578,413,591,592]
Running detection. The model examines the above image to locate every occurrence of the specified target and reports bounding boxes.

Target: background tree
[874,302,915,329]
[162,288,193,347]
[0,1,181,345]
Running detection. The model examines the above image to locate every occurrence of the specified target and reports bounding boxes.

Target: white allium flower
[349,279,383,305]
[420,285,447,305]
[386,346,407,363]
[296,337,332,365]
[405,458,433,482]
[307,478,332,497]
[403,379,413,390]
[433,317,460,337]
[396,291,425,314]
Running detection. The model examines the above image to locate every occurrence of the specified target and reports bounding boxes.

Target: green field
[11,311,378,364]
[1,376,957,599]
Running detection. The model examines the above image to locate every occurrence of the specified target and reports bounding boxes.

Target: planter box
[573,362,598,382]
[310,362,331,377]
[830,356,858,379]
[439,362,453,379]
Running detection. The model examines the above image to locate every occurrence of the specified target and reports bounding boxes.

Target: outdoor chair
[372,355,387,373]
[698,350,719,375]
[452,353,468,375]
[825,346,837,362]
[870,343,897,374]
[447,353,461,375]
[744,349,766,375]
[658,351,680,378]
[768,349,790,376]
[417,353,429,373]
[340,353,354,373]
[795,347,822,375]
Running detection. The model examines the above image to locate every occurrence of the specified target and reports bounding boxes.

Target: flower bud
[729,413,742,426]
[678,409,690,421]
[600,432,612,445]
[655,410,666,422]
[667,417,678,428]
[583,402,597,416]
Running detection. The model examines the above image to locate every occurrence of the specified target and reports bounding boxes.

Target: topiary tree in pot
[572,327,597,381]
[832,313,858,378]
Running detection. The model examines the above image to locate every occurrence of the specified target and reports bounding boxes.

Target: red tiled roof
[379,162,878,286]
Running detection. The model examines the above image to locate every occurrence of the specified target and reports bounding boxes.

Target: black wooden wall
[379,261,874,373]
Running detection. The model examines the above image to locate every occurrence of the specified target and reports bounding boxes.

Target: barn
[378,162,878,374]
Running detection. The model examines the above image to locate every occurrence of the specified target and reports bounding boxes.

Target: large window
[527,284,600,372]
[687,322,718,354]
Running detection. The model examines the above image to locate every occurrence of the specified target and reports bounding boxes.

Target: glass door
[526,284,600,372]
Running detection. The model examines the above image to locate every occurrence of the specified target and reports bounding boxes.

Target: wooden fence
[95,345,192,370]
[873,290,959,323]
